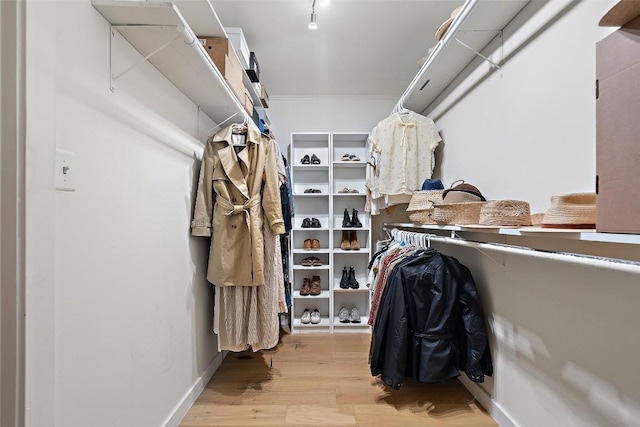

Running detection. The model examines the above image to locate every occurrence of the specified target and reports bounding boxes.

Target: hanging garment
[369,248,493,389]
[366,111,441,214]
[191,124,285,286]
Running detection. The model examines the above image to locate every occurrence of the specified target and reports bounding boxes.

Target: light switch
[55,149,75,191]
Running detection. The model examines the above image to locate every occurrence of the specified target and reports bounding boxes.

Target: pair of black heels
[301,154,321,165]
[342,208,362,228]
[340,267,359,289]
[301,217,322,228]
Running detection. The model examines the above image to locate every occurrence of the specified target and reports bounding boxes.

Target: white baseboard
[163,351,228,427]
[458,376,517,427]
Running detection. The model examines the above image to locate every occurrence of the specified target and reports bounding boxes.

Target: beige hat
[542,193,596,228]
[442,180,486,203]
[435,6,463,42]
[599,0,640,26]
[479,200,532,227]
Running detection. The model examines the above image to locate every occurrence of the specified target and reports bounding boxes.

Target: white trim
[458,376,517,427]
[270,95,398,101]
[162,350,228,427]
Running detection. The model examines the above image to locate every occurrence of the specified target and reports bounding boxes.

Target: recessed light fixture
[319,0,330,6]
[309,0,318,29]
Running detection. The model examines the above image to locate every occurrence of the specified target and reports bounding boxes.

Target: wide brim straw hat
[479,200,532,227]
[435,6,463,42]
[599,0,640,26]
[542,192,596,228]
[406,189,444,225]
[432,201,486,225]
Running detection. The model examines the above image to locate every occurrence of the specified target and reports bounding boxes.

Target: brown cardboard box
[199,37,245,101]
[596,16,640,233]
[243,88,254,114]
[260,85,269,108]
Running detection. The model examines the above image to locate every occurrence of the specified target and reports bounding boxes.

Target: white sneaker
[301,309,311,324]
[350,307,361,323]
[339,307,350,323]
[310,309,321,324]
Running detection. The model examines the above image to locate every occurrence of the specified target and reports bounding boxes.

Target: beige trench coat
[191,124,285,286]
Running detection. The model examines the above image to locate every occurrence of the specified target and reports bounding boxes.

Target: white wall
[426,1,640,426]
[26,1,220,426]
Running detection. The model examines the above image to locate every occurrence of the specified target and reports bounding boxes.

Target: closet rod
[388,228,640,275]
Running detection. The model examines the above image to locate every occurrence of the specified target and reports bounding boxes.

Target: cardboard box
[246,51,260,82]
[596,16,640,234]
[243,88,254,115]
[224,27,250,69]
[260,85,269,108]
[199,37,245,101]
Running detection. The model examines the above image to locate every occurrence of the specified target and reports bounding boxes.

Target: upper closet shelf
[398,0,529,115]
[92,0,254,125]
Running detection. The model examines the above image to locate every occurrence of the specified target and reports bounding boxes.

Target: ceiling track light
[309,0,318,29]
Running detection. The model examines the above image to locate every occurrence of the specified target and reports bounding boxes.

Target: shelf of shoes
[289,132,371,333]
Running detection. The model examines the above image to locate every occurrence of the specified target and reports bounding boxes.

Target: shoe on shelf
[339,307,350,323]
[350,209,362,228]
[349,154,361,161]
[310,276,321,296]
[340,267,350,289]
[311,238,321,250]
[301,257,314,267]
[342,208,351,228]
[310,154,321,164]
[350,307,361,323]
[303,238,312,250]
[301,309,311,324]
[338,187,350,194]
[300,278,311,296]
[301,218,312,228]
[311,257,323,266]
[341,154,351,161]
[350,231,361,251]
[348,266,360,289]
[301,155,310,165]
[310,218,322,228]
[340,230,351,250]
[310,309,321,324]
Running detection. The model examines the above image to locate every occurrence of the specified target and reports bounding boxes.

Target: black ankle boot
[340,267,349,289]
[348,267,359,289]
[350,209,362,228]
[342,208,352,228]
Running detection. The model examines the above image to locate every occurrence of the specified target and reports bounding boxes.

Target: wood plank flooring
[180,333,496,427]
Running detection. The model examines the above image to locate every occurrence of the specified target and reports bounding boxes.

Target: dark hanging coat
[370,249,493,389]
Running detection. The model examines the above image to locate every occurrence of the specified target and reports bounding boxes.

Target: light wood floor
[180,333,496,427]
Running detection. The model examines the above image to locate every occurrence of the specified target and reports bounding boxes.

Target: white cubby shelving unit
[289,132,372,333]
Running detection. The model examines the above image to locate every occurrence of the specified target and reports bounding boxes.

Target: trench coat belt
[413,331,454,340]
[217,194,261,229]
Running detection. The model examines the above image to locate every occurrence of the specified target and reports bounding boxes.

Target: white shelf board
[292,165,329,170]
[294,193,329,197]
[334,227,370,231]
[293,249,330,254]
[333,193,365,197]
[293,291,330,299]
[293,265,330,271]
[387,223,640,246]
[333,317,369,327]
[332,248,370,254]
[333,286,370,293]
[292,227,330,231]
[92,0,247,124]
[293,318,331,328]
[400,0,530,115]
[332,161,366,168]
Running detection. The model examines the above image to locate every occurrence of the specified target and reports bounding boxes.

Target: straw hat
[432,201,486,225]
[442,180,486,203]
[542,193,596,228]
[479,200,532,227]
[435,6,463,42]
[599,0,640,26]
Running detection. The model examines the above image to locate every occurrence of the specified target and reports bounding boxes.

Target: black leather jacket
[370,249,493,389]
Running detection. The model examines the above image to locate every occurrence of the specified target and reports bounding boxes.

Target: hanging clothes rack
[385,227,640,274]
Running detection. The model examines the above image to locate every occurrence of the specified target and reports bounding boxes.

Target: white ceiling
[211,0,464,98]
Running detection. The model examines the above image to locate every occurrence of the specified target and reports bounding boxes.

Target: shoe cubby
[289,132,370,334]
